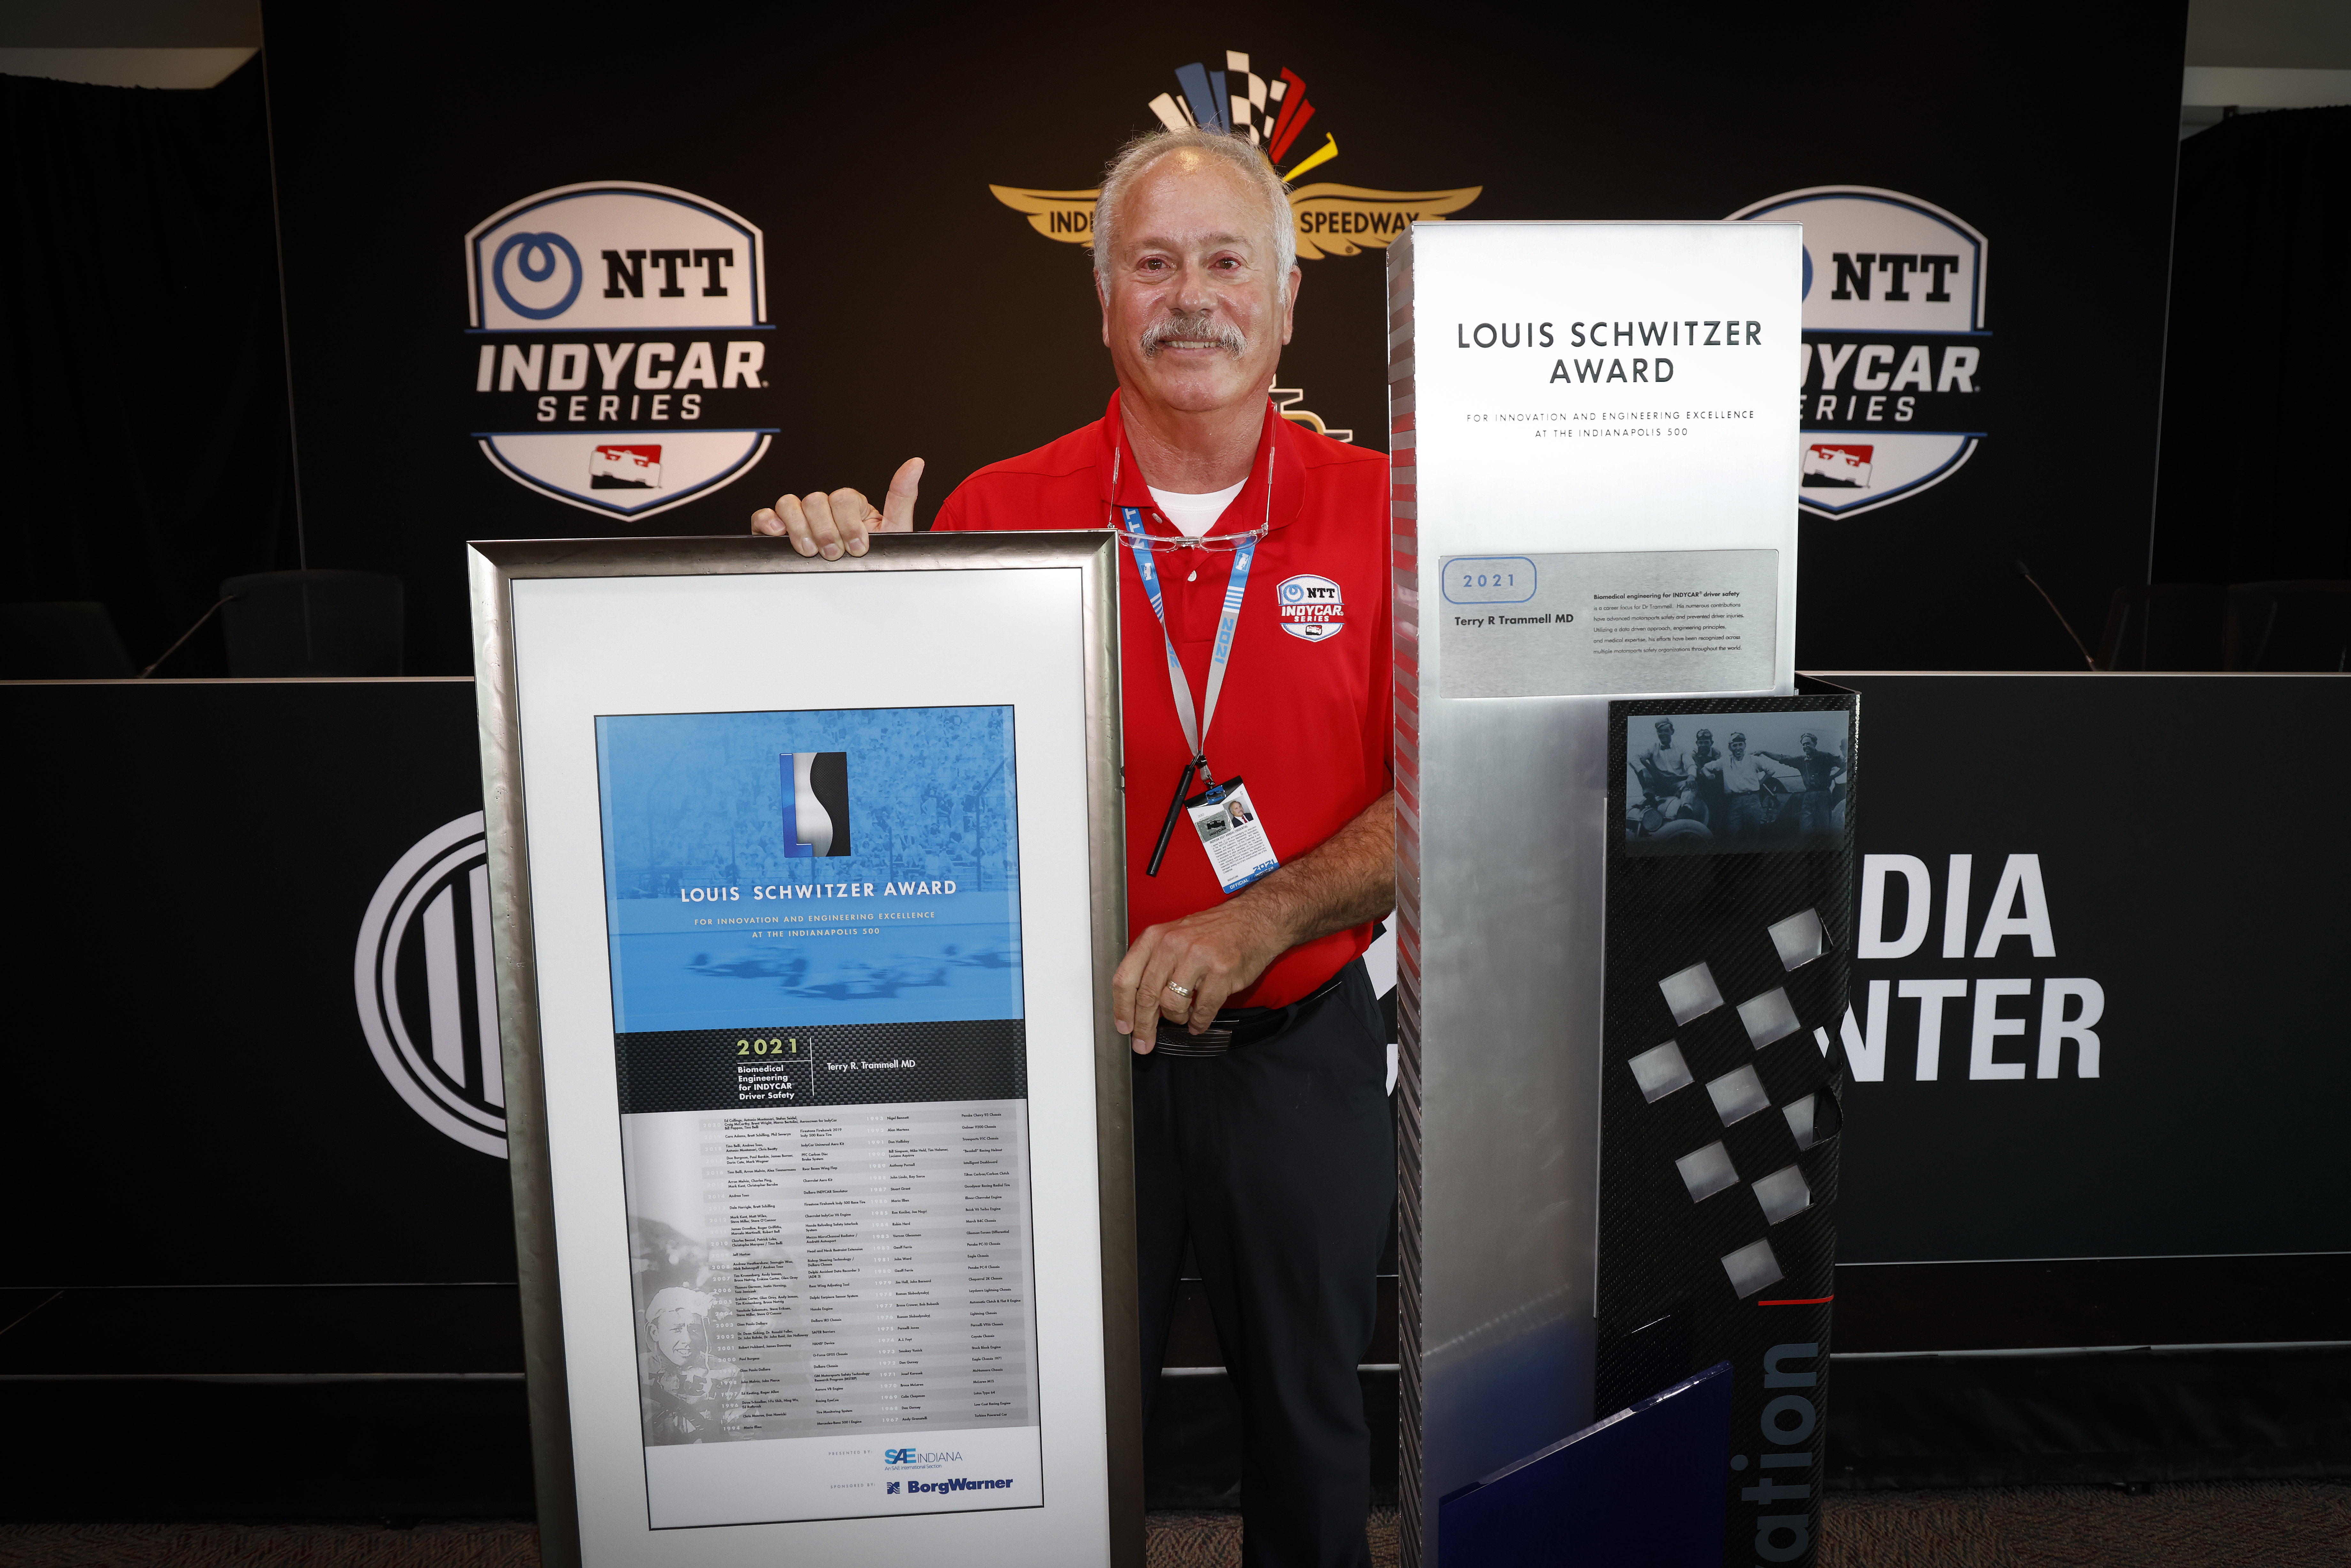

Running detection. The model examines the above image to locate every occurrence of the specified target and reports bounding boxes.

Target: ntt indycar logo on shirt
[464,181,780,518]
[1277,574,1345,642]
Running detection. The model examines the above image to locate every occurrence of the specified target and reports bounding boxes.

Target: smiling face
[1098,150,1298,418]
[650,1307,698,1368]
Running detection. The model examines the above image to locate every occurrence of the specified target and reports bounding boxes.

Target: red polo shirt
[933,391,1392,1009]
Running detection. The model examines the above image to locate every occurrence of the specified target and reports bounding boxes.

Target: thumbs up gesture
[750,456,924,559]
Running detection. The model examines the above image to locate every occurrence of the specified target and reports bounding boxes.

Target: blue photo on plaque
[594,705,1023,1032]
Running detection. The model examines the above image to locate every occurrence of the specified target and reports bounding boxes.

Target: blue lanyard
[1121,508,1256,789]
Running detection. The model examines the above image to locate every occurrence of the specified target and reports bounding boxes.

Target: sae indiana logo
[465,181,778,518]
[1728,186,1989,518]
[355,812,506,1158]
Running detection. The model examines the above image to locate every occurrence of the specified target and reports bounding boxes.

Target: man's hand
[750,456,924,558]
[1114,788,1396,1054]
[1112,898,1293,1054]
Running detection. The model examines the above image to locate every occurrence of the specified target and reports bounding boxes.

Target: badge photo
[1185,777,1280,894]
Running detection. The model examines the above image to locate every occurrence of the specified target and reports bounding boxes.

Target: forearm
[1113,788,1396,1048]
[1229,787,1396,952]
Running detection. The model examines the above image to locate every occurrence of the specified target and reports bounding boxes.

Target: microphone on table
[140,594,240,678]
[2011,560,2097,672]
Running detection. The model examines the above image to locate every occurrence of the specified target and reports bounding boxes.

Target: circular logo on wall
[355,812,506,1158]
[464,181,778,519]
[1727,186,1989,518]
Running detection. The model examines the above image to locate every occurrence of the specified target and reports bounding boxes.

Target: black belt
[1147,968,1350,1059]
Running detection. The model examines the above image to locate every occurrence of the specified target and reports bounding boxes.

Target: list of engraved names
[702,1100,1038,1437]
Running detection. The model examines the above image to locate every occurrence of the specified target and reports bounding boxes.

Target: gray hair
[1092,128,1296,299]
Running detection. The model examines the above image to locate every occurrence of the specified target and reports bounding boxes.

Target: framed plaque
[469,533,1138,1568]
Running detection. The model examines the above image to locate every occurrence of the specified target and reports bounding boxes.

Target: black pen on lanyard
[1148,756,1212,877]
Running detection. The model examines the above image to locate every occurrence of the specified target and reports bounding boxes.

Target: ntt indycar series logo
[1728,186,1989,518]
[465,182,779,518]
[1277,573,1345,642]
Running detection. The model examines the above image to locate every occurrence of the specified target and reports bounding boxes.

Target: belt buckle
[1156,1022,1234,1057]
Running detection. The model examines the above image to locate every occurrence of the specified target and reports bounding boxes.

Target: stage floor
[2,1486,2346,1567]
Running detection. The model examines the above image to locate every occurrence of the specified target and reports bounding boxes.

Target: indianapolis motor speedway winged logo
[991,50,1481,262]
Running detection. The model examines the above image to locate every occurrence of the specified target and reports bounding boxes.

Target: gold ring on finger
[1164,982,1193,999]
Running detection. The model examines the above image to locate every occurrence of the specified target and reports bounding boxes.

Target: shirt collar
[1095,388,1306,538]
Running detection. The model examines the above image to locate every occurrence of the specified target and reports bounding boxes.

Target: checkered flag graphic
[1145,51,1316,166]
[1638,910,1835,1302]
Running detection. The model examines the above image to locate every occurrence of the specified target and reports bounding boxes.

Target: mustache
[1138,310,1248,358]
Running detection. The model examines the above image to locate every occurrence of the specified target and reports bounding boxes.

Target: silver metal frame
[468,530,1138,1568]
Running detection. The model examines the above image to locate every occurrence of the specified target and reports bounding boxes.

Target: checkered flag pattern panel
[1595,691,1857,1568]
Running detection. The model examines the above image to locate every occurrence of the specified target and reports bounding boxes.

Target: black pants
[1133,958,1395,1568]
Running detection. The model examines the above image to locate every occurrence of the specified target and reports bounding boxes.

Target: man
[1630,717,1696,823]
[1758,729,1845,835]
[1698,731,1799,842]
[1687,726,1724,828]
[751,128,1393,1568]
[641,1285,729,1444]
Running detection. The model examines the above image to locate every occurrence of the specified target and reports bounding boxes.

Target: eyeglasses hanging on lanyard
[1106,445,1272,555]
[1110,440,1273,876]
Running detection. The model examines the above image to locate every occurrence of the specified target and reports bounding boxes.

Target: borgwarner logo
[355,813,507,1158]
[465,181,779,517]
[1727,186,1989,518]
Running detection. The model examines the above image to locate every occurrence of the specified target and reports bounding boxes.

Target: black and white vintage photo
[1623,711,1849,854]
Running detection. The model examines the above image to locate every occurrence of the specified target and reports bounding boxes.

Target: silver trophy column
[1387,219,1801,1565]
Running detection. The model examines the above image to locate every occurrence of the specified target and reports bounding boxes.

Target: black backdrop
[1833,674,2351,1265]
[261,2,2189,677]
[0,60,298,674]
[12,673,2342,1288]
[2152,106,2351,586]
[0,681,514,1286]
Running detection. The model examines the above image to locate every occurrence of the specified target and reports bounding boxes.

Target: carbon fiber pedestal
[1597,690,1857,1568]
